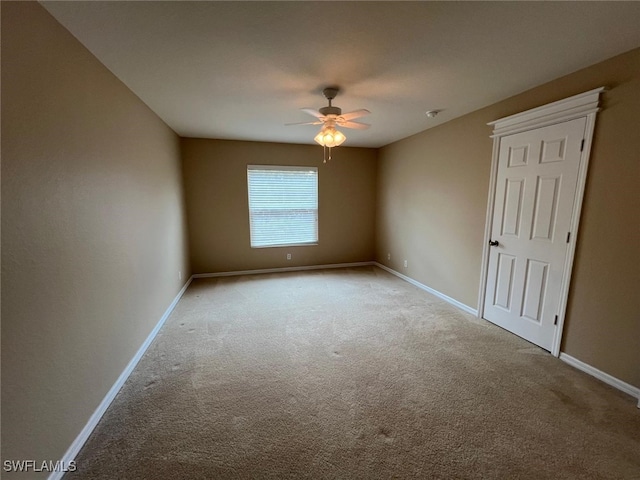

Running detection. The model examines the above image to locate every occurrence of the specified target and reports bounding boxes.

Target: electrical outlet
[404,260,408,268]
[179,271,182,280]
[287,253,292,260]
[387,253,391,260]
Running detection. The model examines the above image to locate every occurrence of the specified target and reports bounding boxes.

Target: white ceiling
[41,1,640,148]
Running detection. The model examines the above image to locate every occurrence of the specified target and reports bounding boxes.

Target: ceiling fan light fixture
[314,126,346,148]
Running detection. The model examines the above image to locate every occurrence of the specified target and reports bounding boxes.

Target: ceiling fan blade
[339,109,371,121]
[285,121,323,126]
[339,120,370,130]
[301,108,325,119]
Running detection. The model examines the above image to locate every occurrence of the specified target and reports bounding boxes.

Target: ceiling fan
[287,87,370,162]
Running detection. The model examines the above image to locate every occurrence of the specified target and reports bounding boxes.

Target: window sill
[250,243,319,249]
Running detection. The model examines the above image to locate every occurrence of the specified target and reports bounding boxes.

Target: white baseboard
[373,262,478,316]
[50,277,193,480]
[192,261,375,278]
[559,353,640,408]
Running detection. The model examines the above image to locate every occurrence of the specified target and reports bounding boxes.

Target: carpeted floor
[67,266,640,479]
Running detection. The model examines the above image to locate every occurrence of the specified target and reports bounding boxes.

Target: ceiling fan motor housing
[319,106,342,116]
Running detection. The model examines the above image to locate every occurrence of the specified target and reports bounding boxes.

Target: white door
[483,117,586,351]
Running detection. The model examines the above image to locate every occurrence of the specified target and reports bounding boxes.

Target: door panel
[494,253,516,311]
[483,117,586,351]
[531,175,560,241]
[502,179,524,237]
[520,259,548,323]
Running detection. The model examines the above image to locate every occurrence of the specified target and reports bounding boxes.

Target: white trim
[192,262,374,278]
[477,137,501,319]
[559,353,640,408]
[247,164,317,172]
[550,111,598,356]
[374,262,478,316]
[480,88,604,357]
[488,87,605,137]
[49,277,193,480]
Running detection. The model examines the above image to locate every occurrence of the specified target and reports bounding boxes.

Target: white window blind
[247,165,318,248]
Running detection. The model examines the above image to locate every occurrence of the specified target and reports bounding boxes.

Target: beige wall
[182,138,377,273]
[1,2,190,475]
[376,47,640,388]
[376,116,490,308]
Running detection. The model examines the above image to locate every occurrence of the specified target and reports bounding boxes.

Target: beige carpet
[67,266,640,479]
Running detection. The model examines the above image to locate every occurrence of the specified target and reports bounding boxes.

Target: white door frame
[477,87,605,356]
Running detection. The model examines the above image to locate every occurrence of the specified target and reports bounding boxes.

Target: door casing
[477,87,605,357]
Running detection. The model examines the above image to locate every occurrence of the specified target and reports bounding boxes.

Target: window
[247,165,318,248]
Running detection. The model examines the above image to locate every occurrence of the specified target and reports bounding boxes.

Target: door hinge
[580,139,585,151]
[566,232,571,243]
[554,315,558,325]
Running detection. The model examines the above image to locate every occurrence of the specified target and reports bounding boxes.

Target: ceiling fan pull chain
[323,145,327,163]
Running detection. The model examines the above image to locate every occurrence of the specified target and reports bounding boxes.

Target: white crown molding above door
[488,87,605,138]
